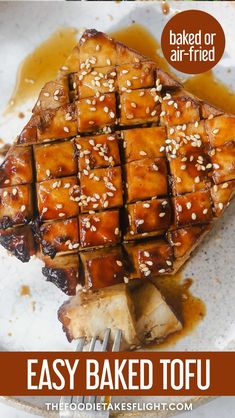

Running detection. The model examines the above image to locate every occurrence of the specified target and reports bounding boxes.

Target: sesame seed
[144,251,150,257]
[186,202,192,209]
[203,208,208,214]
[159,269,165,274]
[42,207,48,214]
[46,169,50,177]
[59,212,66,217]
[166,260,172,266]
[106,59,111,65]
[194,176,200,183]
[212,128,220,135]
[146,107,150,114]
[116,260,123,267]
[124,277,129,283]
[186,101,191,108]
[12,188,18,196]
[43,92,50,97]
[63,127,69,133]
[139,150,147,156]
[159,212,166,217]
[20,205,26,212]
[114,227,119,236]
[109,111,115,119]
[64,183,71,189]
[143,203,150,208]
[126,80,131,87]
[221,182,228,189]
[181,165,186,170]
[103,201,109,208]
[96,44,100,51]
[213,163,220,169]
[138,219,144,225]
[3,190,8,197]
[56,204,63,209]
[191,213,197,220]
[131,102,137,108]
[177,204,182,212]
[218,202,224,210]
[152,164,158,171]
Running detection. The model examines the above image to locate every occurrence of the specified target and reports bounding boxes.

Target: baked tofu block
[172,190,213,228]
[18,114,39,145]
[0,145,33,187]
[42,253,79,295]
[116,40,146,65]
[80,166,123,212]
[36,176,79,221]
[120,89,161,125]
[33,77,69,113]
[211,143,235,184]
[77,66,117,99]
[210,180,235,216]
[156,68,181,89]
[169,153,210,195]
[161,96,200,126]
[0,225,36,262]
[59,45,80,76]
[58,283,139,350]
[37,104,77,142]
[133,282,182,342]
[126,240,174,279]
[79,210,120,248]
[76,133,120,172]
[77,93,117,132]
[123,126,167,162]
[0,185,33,229]
[80,246,129,289]
[79,29,117,68]
[117,62,155,91]
[34,140,77,182]
[125,158,168,203]
[126,198,171,238]
[167,225,209,260]
[206,115,235,147]
[166,120,208,157]
[40,218,79,258]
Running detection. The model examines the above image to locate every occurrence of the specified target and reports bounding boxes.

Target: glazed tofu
[169,152,210,195]
[77,93,116,132]
[117,62,155,91]
[161,96,200,126]
[34,77,69,113]
[42,253,79,295]
[58,283,139,350]
[76,133,120,172]
[126,198,171,238]
[126,239,174,279]
[0,145,33,187]
[0,225,36,262]
[0,185,33,229]
[34,140,77,181]
[123,126,167,162]
[40,218,79,257]
[37,104,77,142]
[79,210,120,248]
[133,282,182,342]
[77,66,117,99]
[79,30,117,68]
[206,115,235,147]
[120,89,161,125]
[36,176,79,221]
[166,120,208,157]
[125,158,168,202]
[167,225,209,260]
[211,143,235,184]
[18,114,39,145]
[80,166,123,212]
[80,246,129,289]
[210,180,235,216]
[172,190,213,228]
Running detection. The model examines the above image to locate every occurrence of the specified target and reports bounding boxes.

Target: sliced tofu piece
[58,283,139,350]
[133,282,182,342]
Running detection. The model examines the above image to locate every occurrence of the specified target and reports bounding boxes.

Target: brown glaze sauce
[3,23,234,347]
[20,285,31,297]
[161,0,170,16]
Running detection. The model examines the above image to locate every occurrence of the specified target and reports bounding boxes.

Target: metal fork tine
[101,328,111,351]
[112,329,122,351]
[76,336,86,352]
[89,336,97,351]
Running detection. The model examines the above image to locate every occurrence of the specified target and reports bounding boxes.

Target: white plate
[0,1,234,416]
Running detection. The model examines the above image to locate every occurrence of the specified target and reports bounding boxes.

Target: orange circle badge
[161,10,225,74]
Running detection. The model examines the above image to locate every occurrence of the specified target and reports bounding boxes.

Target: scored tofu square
[120,89,161,125]
[40,218,79,257]
[0,145,33,187]
[168,225,209,260]
[123,126,167,162]
[77,93,117,132]
[81,246,129,289]
[37,104,78,141]
[161,96,200,126]
[133,282,182,342]
[169,152,210,195]
[77,66,117,99]
[79,30,117,67]
[34,140,77,182]
[0,184,33,229]
[37,176,79,221]
[79,209,120,248]
[126,198,171,237]
[34,78,69,112]
[0,225,36,262]
[117,62,155,91]
[167,120,208,156]
[76,133,120,172]
[58,283,139,350]
[172,190,213,228]
[80,166,123,212]
[211,143,235,184]
[210,180,235,216]
[206,115,235,147]
[125,158,168,203]
[43,253,79,295]
[128,239,174,278]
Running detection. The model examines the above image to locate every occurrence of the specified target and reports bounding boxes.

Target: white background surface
[1,397,235,418]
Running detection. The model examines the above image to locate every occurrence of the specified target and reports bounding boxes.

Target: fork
[59,329,122,418]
